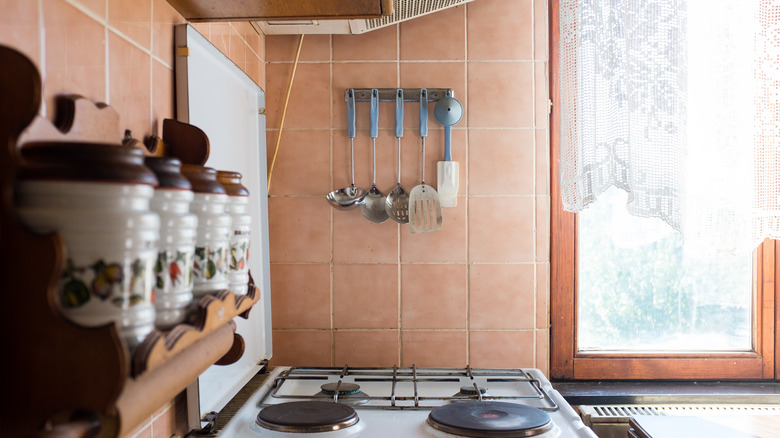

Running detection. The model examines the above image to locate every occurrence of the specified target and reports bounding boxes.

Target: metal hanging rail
[348,88,453,103]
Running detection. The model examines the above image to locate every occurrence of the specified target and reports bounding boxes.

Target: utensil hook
[419,88,428,185]
[370,89,379,185]
[395,89,404,184]
[347,88,356,187]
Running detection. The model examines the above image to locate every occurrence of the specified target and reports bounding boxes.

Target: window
[549,0,779,380]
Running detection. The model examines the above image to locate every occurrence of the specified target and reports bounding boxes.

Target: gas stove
[217,366,598,437]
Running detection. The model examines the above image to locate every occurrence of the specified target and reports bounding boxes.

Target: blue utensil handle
[347,89,356,139]
[395,89,404,138]
[370,89,379,139]
[419,89,428,138]
[444,126,452,161]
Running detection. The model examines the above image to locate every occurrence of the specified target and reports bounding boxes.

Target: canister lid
[180,164,226,194]
[18,141,158,186]
[144,156,192,190]
[216,170,249,196]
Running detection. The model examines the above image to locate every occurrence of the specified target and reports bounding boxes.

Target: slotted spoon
[385,89,409,224]
[409,89,443,233]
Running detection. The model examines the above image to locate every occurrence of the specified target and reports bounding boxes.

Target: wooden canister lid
[18,141,158,186]
[144,156,192,190]
[180,164,226,194]
[216,170,249,197]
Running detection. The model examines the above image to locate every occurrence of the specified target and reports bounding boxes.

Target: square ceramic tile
[268,130,331,196]
[332,209,398,263]
[151,60,174,134]
[0,0,40,66]
[400,128,467,197]
[152,0,185,67]
[333,25,397,61]
[271,264,331,329]
[399,62,467,103]
[401,331,468,367]
[468,197,535,262]
[334,331,398,367]
[266,63,331,130]
[535,263,549,329]
[468,331,535,368]
[536,195,550,262]
[400,5,466,61]
[266,34,330,62]
[334,264,398,329]
[228,26,246,72]
[109,0,152,50]
[469,264,535,329]
[534,0,549,61]
[467,0,532,61]
[535,128,550,195]
[268,197,331,263]
[535,329,550,375]
[332,127,397,192]
[72,0,107,19]
[401,264,467,329]
[108,32,151,138]
[208,22,230,56]
[468,129,534,196]
[43,0,106,120]
[534,61,548,127]
[270,330,332,366]
[467,62,534,128]
[400,202,467,263]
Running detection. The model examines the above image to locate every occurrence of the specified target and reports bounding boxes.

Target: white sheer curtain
[559,0,780,255]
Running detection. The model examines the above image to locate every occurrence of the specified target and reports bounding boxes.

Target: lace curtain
[559,0,780,254]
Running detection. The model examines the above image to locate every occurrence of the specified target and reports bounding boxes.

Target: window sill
[552,380,780,405]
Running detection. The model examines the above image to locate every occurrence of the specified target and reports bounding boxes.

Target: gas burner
[320,382,361,396]
[255,401,359,433]
[427,401,552,437]
[455,385,488,396]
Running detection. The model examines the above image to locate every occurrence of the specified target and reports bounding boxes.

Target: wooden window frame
[548,0,779,381]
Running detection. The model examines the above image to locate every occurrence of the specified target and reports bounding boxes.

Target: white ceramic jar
[15,142,159,352]
[217,171,251,295]
[181,165,232,305]
[145,157,198,329]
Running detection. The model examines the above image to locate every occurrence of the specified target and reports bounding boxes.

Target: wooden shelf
[0,45,261,438]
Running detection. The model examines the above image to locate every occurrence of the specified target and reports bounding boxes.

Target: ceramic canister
[180,165,232,304]
[216,171,251,295]
[144,157,198,329]
[15,142,160,352]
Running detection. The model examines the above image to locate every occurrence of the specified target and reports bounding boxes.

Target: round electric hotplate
[256,401,359,433]
[427,401,552,437]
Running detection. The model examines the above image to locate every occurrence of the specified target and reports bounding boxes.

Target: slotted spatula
[408,89,443,233]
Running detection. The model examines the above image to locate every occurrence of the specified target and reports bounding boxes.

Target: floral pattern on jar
[59,257,151,309]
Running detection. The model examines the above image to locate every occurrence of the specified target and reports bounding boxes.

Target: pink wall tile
[268,197,331,262]
[108,32,151,138]
[400,128,467,196]
[469,264,535,329]
[334,264,398,329]
[468,129,534,195]
[400,5,466,61]
[468,62,534,128]
[208,22,230,56]
[151,60,173,135]
[535,329,550,375]
[536,128,550,194]
[334,331,399,366]
[228,26,247,72]
[332,63,398,130]
[332,210,399,263]
[271,264,331,329]
[467,0,533,61]
[43,0,106,120]
[151,0,184,67]
[400,202,467,263]
[534,0,549,61]
[333,25,397,61]
[266,63,331,130]
[468,197,535,262]
[535,62,548,127]
[270,330,332,366]
[108,0,151,50]
[536,195,550,262]
[402,331,467,367]
[332,127,397,192]
[399,62,467,99]
[0,0,40,67]
[266,34,329,62]
[401,264,467,329]
[268,130,331,195]
[469,331,535,368]
[536,263,549,329]
[74,0,107,19]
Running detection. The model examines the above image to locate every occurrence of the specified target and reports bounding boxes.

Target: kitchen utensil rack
[0,46,261,438]
[347,88,453,103]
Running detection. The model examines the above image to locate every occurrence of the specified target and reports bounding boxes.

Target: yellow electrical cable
[267,34,304,192]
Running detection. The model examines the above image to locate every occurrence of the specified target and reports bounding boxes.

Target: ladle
[385,89,409,224]
[435,90,463,208]
[327,89,366,210]
[361,89,389,223]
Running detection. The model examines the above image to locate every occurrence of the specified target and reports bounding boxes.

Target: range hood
[252,0,474,35]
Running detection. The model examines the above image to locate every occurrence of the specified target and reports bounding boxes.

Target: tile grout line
[329,33,336,367]
[531,0,538,372]
[464,1,471,366]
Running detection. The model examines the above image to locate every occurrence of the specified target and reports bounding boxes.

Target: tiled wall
[0,0,264,436]
[265,0,551,373]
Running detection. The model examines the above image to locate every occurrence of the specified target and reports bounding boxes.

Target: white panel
[174,24,272,423]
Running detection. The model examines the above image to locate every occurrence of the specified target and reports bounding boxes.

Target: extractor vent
[580,404,780,423]
[253,0,474,35]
